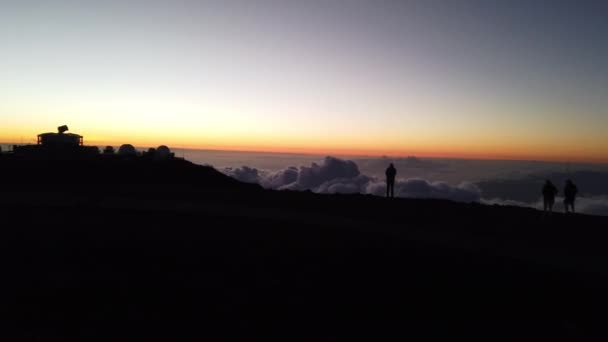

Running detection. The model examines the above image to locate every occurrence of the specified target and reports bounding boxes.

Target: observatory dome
[118,144,137,156]
[156,145,171,159]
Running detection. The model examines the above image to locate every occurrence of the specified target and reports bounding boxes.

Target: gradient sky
[1,0,607,162]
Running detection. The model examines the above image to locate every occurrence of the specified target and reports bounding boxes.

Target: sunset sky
[1,1,607,162]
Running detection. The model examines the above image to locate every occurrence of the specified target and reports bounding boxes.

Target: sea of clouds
[224,156,482,202]
[222,156,608,216]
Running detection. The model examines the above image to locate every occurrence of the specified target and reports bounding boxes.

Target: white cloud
[283,157,362,190]
[314,174,373,194]
[223,165,260,184]
[261,166,299,189]
[482,198,533,208]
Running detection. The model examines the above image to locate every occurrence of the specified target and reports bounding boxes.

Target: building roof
[38,132,82,138]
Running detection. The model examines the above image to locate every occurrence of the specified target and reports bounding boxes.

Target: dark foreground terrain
[2,156,608,338]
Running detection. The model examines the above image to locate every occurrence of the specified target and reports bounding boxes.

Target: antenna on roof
[58,125,69,134]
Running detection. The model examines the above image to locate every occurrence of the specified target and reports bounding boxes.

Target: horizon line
[2,140,607,165]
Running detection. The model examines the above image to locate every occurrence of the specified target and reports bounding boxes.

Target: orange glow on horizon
[2,129,607,164]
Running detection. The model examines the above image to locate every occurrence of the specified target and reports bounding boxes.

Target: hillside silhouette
[2,155,608,338]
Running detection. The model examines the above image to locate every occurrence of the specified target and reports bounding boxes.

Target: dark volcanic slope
[2,157,608,338]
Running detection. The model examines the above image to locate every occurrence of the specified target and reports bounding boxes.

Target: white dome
[118,144,137,156]
[156,145,171,159]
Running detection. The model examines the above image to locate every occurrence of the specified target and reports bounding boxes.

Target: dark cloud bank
[479,171,608,216]
[223,156,608,216]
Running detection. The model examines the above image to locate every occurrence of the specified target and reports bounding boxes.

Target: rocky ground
[2,156,608,338]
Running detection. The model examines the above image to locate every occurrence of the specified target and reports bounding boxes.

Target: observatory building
[10,125,179,162]
[13,125,99,160]
[156,145,173,160]
[37,125,83,147]
[140,145,175,161]
[118,144,137,156]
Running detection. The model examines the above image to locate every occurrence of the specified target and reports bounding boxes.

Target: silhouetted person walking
[385,163,397,198]
[564,179,578,214]
[542,180,558,216]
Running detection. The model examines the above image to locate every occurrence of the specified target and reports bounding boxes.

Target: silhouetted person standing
[542,180,558,215]
[385,163,397,198]
[564,179,578,214]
